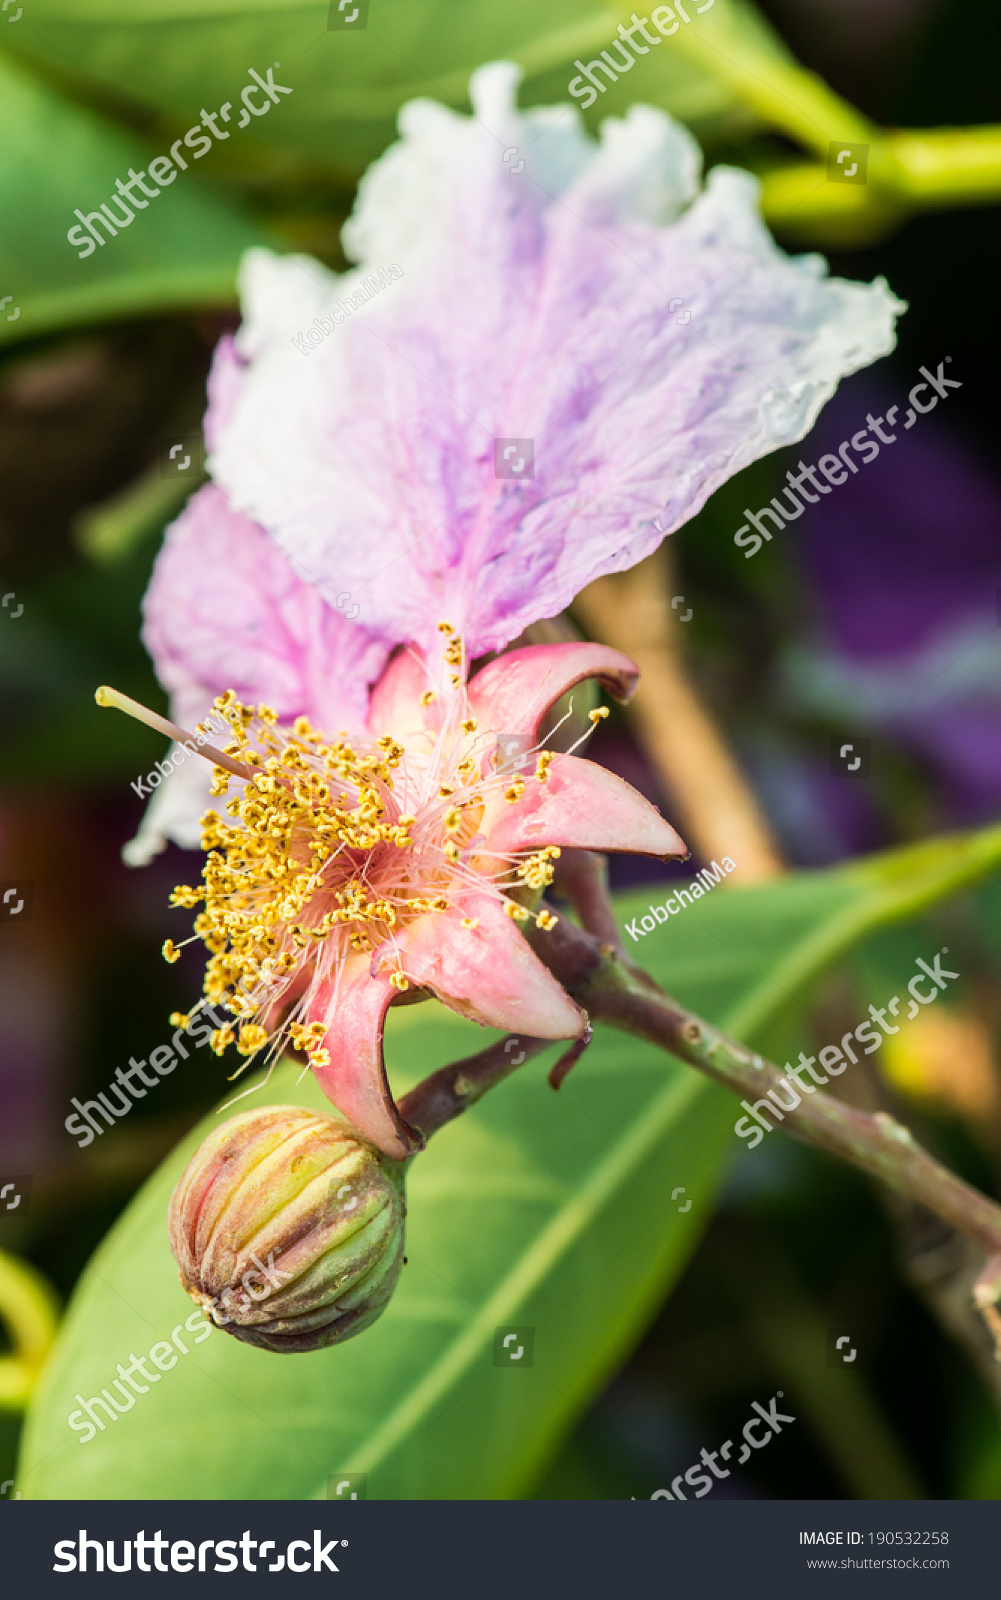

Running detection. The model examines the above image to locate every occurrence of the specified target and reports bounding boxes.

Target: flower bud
[169,1105,406,1352]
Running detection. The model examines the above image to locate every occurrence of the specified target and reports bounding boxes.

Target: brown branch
[552,848,622,949]
[396,910,1001,1343]
[399,1033,551,1138]
[399,1024,595,1140]
[521,915,1001,1348]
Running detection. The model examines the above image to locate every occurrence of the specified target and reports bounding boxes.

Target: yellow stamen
[518,849,557,889]
[163,684,565,1068]
[170,885,204,909]
[236,1023,268,1055]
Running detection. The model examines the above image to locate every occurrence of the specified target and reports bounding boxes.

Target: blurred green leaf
[17,821,1001,1499]
[5,0,789,182]
[0,49,271,347]
[0,522,176,785]
[74,463,202,565]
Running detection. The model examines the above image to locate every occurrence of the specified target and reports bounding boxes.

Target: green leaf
[6,0,788,181]
[18,823,1001,1499]
[0,49,270,348]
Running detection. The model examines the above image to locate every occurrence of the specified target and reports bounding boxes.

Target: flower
[133,61,901,861]
[166,636,685,1157]
[169,1104,406,1352]
[778,374,1001,833]
[123,60,904,1154]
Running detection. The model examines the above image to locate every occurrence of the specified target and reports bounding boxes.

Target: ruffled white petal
[122,685,217,866]
[205,62,903,660]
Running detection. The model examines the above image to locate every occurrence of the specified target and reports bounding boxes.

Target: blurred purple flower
[782,373,1001,823]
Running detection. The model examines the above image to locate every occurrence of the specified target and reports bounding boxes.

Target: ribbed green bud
[168,1105,406,1353]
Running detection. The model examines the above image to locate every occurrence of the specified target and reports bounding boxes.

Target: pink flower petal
[485,752,687,860]
[143,484,387,731]
[467,642,638,742]
[308,961,419,1160]
[208,64,903,660]
[384,896,586,1040]
[130,484,390,860]
[365,644,439,741]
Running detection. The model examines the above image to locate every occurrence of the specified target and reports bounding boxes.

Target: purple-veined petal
[207,62,903,660]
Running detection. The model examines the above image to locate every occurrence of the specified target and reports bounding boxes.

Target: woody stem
[521,918,1001,1347]
[400,1034,553,1137]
